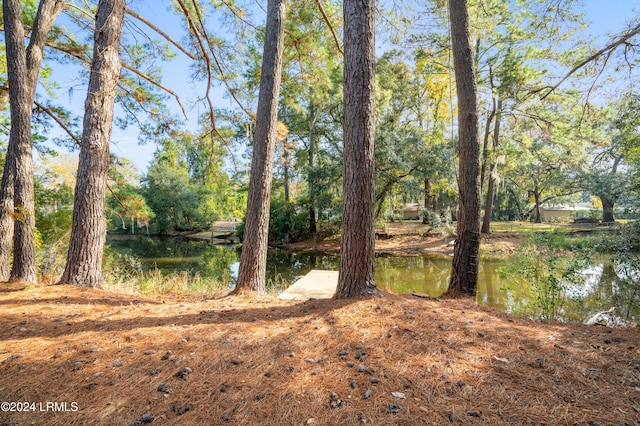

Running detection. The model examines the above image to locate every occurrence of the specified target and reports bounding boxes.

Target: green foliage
[610,254,640,321]
[499,244,589,322]
[421,210,442,227]
[615,94,640,179]
[527,228,568,250]
[585,224,640,322]
[143,161,215,233]
[107,187,155,234]
[102,248,143,283]
[34,172,73,282]
[511,223,640,322]
[592,222,640,253]
[236,199,311,243]
[141,132,243,234]
[269,199,310,243]
[371,50,456,219]
[106,156,153,233]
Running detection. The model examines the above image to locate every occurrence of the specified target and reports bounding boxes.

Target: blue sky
[42,0,640,174]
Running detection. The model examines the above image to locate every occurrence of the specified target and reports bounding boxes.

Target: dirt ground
[276,222,524,256]
[1,282,639,425]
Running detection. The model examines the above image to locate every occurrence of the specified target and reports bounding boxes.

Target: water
[106,235,637,323]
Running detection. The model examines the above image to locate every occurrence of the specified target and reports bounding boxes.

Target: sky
[40,0,640,174]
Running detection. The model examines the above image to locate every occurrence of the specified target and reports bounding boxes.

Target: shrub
[235,199,311,243]
[421,210,442,227]
[268,200,310,242]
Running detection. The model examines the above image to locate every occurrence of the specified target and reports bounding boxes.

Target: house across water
[539,202,597,222]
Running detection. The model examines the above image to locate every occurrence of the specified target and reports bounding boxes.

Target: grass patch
[104,269,229,298]
[102,250,229,298]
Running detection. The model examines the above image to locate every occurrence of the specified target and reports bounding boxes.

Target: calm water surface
[106,235,631,322]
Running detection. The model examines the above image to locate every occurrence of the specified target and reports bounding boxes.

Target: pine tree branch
[184,0,252,118]
[125,8,197,60]
[33,100,80,145]
[119,62,188,119]
[540,21,640,99]
[314,0,343,56]
[175,0,223,142]
[218,0,259,31]
[41,41,189,120]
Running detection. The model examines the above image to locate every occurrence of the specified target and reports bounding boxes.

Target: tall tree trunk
[283,138,290,203]
[1,0,66,282]
[424,178,431,210]
[59,0,125,288]
[233,0,286,295]
[598,155,622,224]
[446,0,481,297]
[0,0,22,282]
[0,151,14,281]
[481,170,496,233]
[334,0,377,298]
[481,99,502,234]
[422,179,431,224]
[601,197,615,223]
[308,102,317,234]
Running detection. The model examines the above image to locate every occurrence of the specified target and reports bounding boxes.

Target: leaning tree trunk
[481,99,502,234]
[446,0,481,297]
[481,170,496,233]
[1,0,66,283]
[59,0,125,288]
[334,0,377,298]
[232,0,286,295]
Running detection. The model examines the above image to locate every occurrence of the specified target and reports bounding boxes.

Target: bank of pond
[106,235,639,325]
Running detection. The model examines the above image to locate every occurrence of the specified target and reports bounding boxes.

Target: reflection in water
[106,236,637,322]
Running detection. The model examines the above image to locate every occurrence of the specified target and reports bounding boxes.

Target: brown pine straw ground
[1,283,639,426]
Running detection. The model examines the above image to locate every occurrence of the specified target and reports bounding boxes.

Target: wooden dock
[278,270,339,300]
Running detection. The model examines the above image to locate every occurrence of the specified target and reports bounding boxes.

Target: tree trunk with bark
[0,151,15,281]
[0,0,66,282]
[601,197,615,223]
[533,188,542,223]
[0,0,22,282]
[233,0,286,295]
[424,179,431,210]
[334,0,377,298]
[481,170,496,233]
[423,178,432,224]
[59,0,125,288]
[446,0,481,297]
